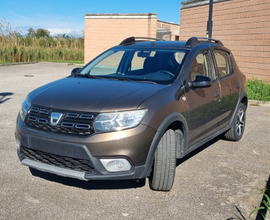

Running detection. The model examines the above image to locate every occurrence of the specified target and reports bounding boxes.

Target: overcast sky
[0,0,182,36]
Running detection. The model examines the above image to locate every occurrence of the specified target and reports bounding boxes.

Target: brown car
[15,37,248,191]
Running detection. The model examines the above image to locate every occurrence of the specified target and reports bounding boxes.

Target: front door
[184,49,221,147]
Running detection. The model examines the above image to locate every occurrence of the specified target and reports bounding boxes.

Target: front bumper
[15,115,156,180]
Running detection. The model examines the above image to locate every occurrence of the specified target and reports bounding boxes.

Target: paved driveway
[0,63,270,220]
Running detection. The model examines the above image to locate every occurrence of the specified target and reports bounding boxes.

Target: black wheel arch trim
[227,91,248,129]
[231,91,248,122]
[240,91,248,108]
[140,112,188,178]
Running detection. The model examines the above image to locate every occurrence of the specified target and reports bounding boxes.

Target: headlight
[94,109,147,133]
[19,98,31,121]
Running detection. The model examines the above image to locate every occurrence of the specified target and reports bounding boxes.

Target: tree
[12,31,22,38]
[35,28,50,38]
[27,28,36,37]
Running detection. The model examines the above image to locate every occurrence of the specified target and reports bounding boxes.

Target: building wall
[157,20,180,40]
[84,13,157,63]
[180,0,270,82]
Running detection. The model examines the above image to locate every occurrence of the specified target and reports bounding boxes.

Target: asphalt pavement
[0,62,270,220]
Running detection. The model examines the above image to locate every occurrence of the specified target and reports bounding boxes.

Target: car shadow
[254,174,270,220]
[0,92,14,104]
[225,174,270,220]
[176,136,221,167]
[29,167,146,190]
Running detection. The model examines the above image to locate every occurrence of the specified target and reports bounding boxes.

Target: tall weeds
[0,18,84,63]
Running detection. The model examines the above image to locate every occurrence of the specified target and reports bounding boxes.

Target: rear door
[212,49,240,130]
[184,49,221,147]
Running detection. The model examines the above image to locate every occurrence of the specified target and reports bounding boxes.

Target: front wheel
[149,129,176,191]
[224,102,246,141]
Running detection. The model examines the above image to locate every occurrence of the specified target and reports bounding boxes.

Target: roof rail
[185,37,223,47]
[119,37,164,45]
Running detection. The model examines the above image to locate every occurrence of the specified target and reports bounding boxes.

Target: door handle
[236,83,240,89]
[214,91,220,98]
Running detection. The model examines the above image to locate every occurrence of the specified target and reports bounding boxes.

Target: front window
[189,50,215,81]
[80,48,187,84]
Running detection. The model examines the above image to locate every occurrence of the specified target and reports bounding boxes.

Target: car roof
[116,36,223,50]
[118,40,189,50]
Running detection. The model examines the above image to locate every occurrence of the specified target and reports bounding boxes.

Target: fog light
[16,138,21,149]
[115,160,124,169]
[100,159,131,172]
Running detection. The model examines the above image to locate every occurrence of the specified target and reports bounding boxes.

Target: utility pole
[206,0,213,38]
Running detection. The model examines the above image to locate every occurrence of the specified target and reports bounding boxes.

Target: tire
[149,129,176,191]
[224,102,246,141]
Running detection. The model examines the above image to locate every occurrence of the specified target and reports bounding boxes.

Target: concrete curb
[0,62,39,66]
[249,100,270,107]
[0,62,84,67]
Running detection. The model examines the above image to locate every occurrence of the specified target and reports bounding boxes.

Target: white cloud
[3,11,83,36]
[47,28,79,35]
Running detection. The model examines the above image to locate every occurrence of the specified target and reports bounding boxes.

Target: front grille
[20,146,95,173]
[26,105,96,136]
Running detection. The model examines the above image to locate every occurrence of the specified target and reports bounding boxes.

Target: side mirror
[192,75,212,88]
[71,67,82,76]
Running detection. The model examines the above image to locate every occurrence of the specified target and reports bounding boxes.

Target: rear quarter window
[213,50,233,78]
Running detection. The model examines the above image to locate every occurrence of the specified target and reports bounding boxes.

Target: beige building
[84,1,270,81]
[157,20,180,41]
[180,0,270,81]
[84,13,179,63]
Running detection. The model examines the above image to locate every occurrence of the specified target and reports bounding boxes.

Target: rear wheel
[149,129,176,191]
[224,102,246,141]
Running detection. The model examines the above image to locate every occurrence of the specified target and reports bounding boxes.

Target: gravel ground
[0,62,270,220]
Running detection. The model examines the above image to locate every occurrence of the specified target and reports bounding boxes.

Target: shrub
[246,78,270,102]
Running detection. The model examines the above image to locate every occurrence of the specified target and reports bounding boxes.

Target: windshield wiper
[76,74,101,79]
[136,81,157,84]
[105,77,158,84]
[106,77,133,82]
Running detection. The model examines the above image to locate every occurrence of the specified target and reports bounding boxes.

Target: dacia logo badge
[50,112,63,126]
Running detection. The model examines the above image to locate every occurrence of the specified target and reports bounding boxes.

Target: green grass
[45,60,84,64]
[0,60,84,65]
[246,78,270,102]
[250,188,270,219]
[0,61,15,64]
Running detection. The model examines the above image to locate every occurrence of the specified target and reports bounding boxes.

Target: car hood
[28,77,167,112]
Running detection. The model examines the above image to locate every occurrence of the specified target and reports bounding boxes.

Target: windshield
[80,48,187,84]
